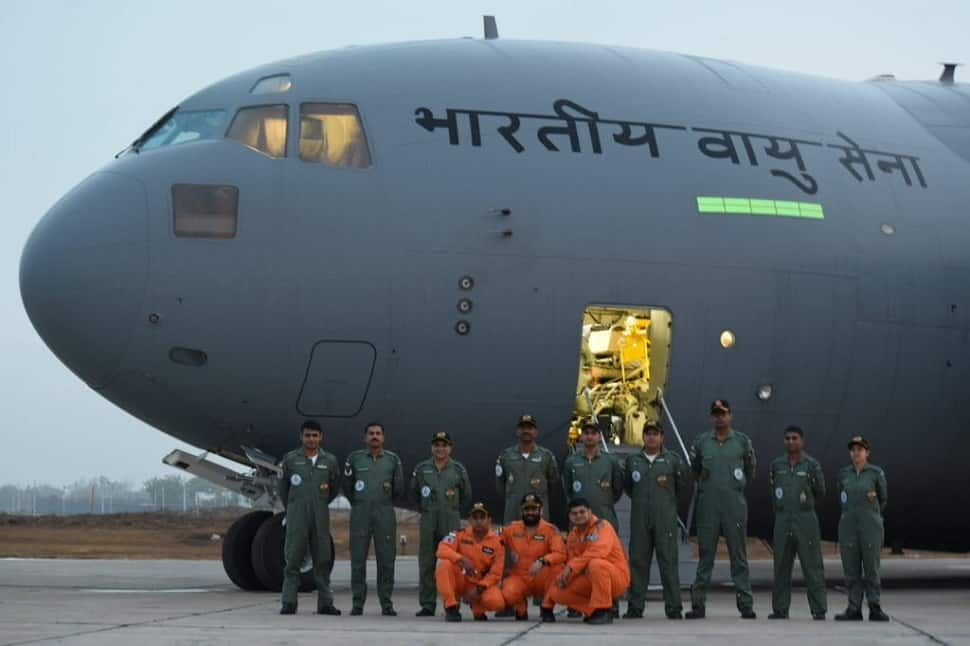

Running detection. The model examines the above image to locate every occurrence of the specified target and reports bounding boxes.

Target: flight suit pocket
[700,456,712,481]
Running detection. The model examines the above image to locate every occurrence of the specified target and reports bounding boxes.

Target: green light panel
[696,196,824,220]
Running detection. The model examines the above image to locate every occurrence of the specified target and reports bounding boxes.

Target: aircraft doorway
[572,305,672,448]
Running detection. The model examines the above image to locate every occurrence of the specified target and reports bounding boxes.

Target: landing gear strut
[163,448,334,592]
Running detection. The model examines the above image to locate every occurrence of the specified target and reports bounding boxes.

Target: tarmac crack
[495,609,565,646]
[0,600,271,646]
[832,582,950,645]
[890,617,950,646]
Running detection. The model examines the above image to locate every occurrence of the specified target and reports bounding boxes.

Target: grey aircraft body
[19,34,970,588]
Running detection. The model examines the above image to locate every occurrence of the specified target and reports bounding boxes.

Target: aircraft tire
[251,512,316,592]
[221,510,273,591]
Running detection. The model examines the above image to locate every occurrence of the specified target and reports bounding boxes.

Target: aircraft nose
[20,171,149,389]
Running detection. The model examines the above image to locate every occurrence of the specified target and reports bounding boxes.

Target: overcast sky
[1,1,966,487]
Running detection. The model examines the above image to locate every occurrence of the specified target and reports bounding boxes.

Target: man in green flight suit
[835,435,889,622]
[343,422,405,616]
[686,399,757,620]
[496,414,560,525]
[562,420,624,530]
[411,431,473,617]
[767,425,827,620]
[623,421,690,619]
[278,419,341,615]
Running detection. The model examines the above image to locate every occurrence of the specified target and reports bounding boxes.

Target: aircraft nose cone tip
[20,171,149,389]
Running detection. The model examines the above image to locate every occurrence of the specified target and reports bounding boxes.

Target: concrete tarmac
[1,557,968,645]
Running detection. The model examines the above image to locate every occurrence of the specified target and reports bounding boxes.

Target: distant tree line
[0,475,248,515]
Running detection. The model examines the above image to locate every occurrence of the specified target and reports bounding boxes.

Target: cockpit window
[139,109,227,151]
[226,105,288,158]
[250,74,292,95]
[299,103,371,168]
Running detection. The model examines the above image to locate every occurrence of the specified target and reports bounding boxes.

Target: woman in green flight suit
[835,435,889,622]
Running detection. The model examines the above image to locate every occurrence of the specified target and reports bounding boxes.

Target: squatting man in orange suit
[500,493,567,621]
[435,502,505,621]
[541,497,631,625]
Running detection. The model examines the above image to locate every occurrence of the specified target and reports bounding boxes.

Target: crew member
[500,493,566,621]
[542,497,630,625]
[343,422,404,616]
[686,399,757,619]
[435,502,506,622]
[623,421,690,619]
[835,435,889,622]
[561,420,624,530]
[410,431,472,617]
[496,414,559,524]
[768,425,827,620]
[278,419,341,615]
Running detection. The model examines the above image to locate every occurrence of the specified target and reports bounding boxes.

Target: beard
[522,513,540,527]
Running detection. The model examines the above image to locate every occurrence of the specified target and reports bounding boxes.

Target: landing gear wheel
[251,512,316,592]
[222,510,272,591]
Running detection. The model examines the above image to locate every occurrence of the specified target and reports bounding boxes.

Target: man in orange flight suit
[435,502,506,622]
[500,493,566,621]
[542,497,630,625]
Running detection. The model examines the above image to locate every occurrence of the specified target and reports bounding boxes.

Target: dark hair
[301,419,322,433]
[364,422,385,434]
[784,425,804,438]
[567,497,591,511]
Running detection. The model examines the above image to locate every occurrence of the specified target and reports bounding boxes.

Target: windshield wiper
[116,106,179,158]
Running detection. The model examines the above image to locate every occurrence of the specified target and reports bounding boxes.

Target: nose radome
[20,171,149,389]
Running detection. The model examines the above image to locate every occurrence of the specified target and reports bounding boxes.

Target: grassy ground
[0,510,959,560]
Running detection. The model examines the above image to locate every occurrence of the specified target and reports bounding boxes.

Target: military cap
[644,421,664,434]
[847,435,870,450]
[710,399,731,414]
[520,493,543,509]
[581,419,600,432]
[431,431,453,445]
[469,502,491,516]
[516,414,538,427]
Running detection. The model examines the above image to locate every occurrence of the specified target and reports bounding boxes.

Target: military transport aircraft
[19,17,970,590]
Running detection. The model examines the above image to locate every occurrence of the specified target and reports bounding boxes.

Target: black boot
[622,607,643,619]
[280,603,297,615]
[540,607,556,623]
[685,606,706,619]
[445,605,462,622]
[869,604,889,622]
[835,607,863,621]
[666,610,683,619]
[415,607,435,617]
[317,605,342,616]
[768,611,788,619]
[587,609,614,625]
[740,607,757,619]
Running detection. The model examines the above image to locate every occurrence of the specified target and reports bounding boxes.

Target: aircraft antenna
[483,15,499,40]
[939,62,960,83]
